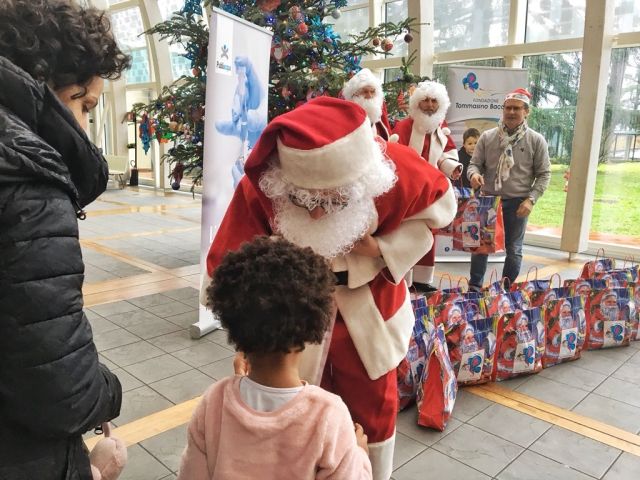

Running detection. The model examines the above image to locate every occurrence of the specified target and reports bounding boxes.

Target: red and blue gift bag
[529,286,570,309]
[452,194,505,255]
[448,313,496,386]
[585,287,633,349]
[417,324,458,431]
[631,284,640,341]
[397,318,433,411]
[483,290,529,317]
[542,296,586,368]
[492,308,545,381]
[579,252,616,278]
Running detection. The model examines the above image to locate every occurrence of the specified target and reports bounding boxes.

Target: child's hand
[233,352,250,376]
[354,423,369,454]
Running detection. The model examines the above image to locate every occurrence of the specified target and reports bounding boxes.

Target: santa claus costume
[203,97,456,480]
[392,81,462,289]
[342,68,393,141]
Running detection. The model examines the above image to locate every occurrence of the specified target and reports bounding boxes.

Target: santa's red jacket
[205,141,456,380]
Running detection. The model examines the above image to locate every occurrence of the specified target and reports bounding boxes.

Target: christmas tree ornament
[404,33,413,43]
[257,0,281,12]
[192,67,201,76]
[372,37,381,46]
[382,38,393,51]
[297,22,308,34]
[331,9,341,19]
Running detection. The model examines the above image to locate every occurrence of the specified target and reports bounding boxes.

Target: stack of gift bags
[397,254,640,431]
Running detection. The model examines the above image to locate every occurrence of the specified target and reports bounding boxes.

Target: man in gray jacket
[467,88,551,290]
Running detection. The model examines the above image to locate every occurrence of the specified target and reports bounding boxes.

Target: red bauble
[404,33,414,43]
[372,37,381,47]
[192,67,201,76]
[297,23,308,34]
[382,39,393,52]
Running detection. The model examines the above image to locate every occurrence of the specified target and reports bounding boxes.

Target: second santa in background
[393,80,462,291]
[342,68,393,141]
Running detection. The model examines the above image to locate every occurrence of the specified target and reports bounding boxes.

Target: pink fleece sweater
[177,376,372,480]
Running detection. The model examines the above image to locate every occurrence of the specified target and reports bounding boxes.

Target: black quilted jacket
[0,57,122,480]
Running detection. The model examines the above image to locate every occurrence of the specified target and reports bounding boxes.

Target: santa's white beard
[351,96,383,125]
[272,198,377,259]
[411,109,445,134]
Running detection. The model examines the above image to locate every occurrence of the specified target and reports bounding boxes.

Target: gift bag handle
[524,265,539,282]
[548,272,562,289]
[438,273,454,291]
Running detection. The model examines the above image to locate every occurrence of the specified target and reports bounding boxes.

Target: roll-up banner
[192,8,272,338]
[436,65,528,262]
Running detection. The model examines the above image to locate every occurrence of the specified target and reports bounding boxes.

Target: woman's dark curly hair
[207,237,336,354]
[0,0,131,92]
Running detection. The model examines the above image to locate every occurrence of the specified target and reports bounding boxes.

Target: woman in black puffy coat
[0,1,131,478]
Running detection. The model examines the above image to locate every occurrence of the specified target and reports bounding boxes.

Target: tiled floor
[80,187,640,479]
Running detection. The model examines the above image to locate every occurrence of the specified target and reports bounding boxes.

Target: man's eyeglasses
[288,194,349,213]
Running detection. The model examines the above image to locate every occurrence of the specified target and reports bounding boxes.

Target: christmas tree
[134,0,414,190]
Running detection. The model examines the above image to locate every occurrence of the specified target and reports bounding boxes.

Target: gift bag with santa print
[416,324,458,431]
[448,312,497,386]
[542,296,586,368]
[492,308,545,381]
[565,278,609,299]
[482,290,530,318]
[452,195,505,255]
[431,299,488,334]
[630,283,640,341]
[397,318,434,411]
[529,286,570,309]
[585,287,633,350]
[579,250,615,278]
[509,267,552,295]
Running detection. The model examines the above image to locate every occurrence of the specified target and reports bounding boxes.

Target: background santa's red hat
[504,88,532,105]
[244,96,379,190]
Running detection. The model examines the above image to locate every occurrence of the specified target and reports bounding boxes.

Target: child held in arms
[177,236,372,480]
[458,127,480,189]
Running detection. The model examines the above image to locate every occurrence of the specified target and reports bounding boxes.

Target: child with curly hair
[178,236,372,479]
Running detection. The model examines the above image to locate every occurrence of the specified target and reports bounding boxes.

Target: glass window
[157,0,195,79]
[110,8,152,84]
[526,0,586,43]
[385,0,408,58]
[522,52,582,237]
[591,47,640,246]
[433,0,509,53]
[327,6,369,40]
[614,0,640,33]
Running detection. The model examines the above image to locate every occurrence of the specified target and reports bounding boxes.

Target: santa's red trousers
[321,315,397,443]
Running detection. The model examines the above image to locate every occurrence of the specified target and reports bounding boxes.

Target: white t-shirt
[239,376,304,412]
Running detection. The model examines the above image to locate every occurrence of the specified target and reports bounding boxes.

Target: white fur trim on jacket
[376,220,433,284]
[335,284,414,380]
[406,181,458,229]
[278,119,376,189]
[343,68,383,100]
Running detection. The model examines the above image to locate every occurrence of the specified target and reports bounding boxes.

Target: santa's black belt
[334,271,348,286]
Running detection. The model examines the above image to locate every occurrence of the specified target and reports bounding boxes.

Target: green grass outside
[529,162,640,238]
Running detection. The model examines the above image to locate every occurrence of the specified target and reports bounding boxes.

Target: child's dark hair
[206,236,336,354]
[463,128,481,142]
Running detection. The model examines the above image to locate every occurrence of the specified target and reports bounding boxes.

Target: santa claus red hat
[504,88,532,105]
[342,68,383,101]
[409,80,451,115]
[244,96,378,190]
